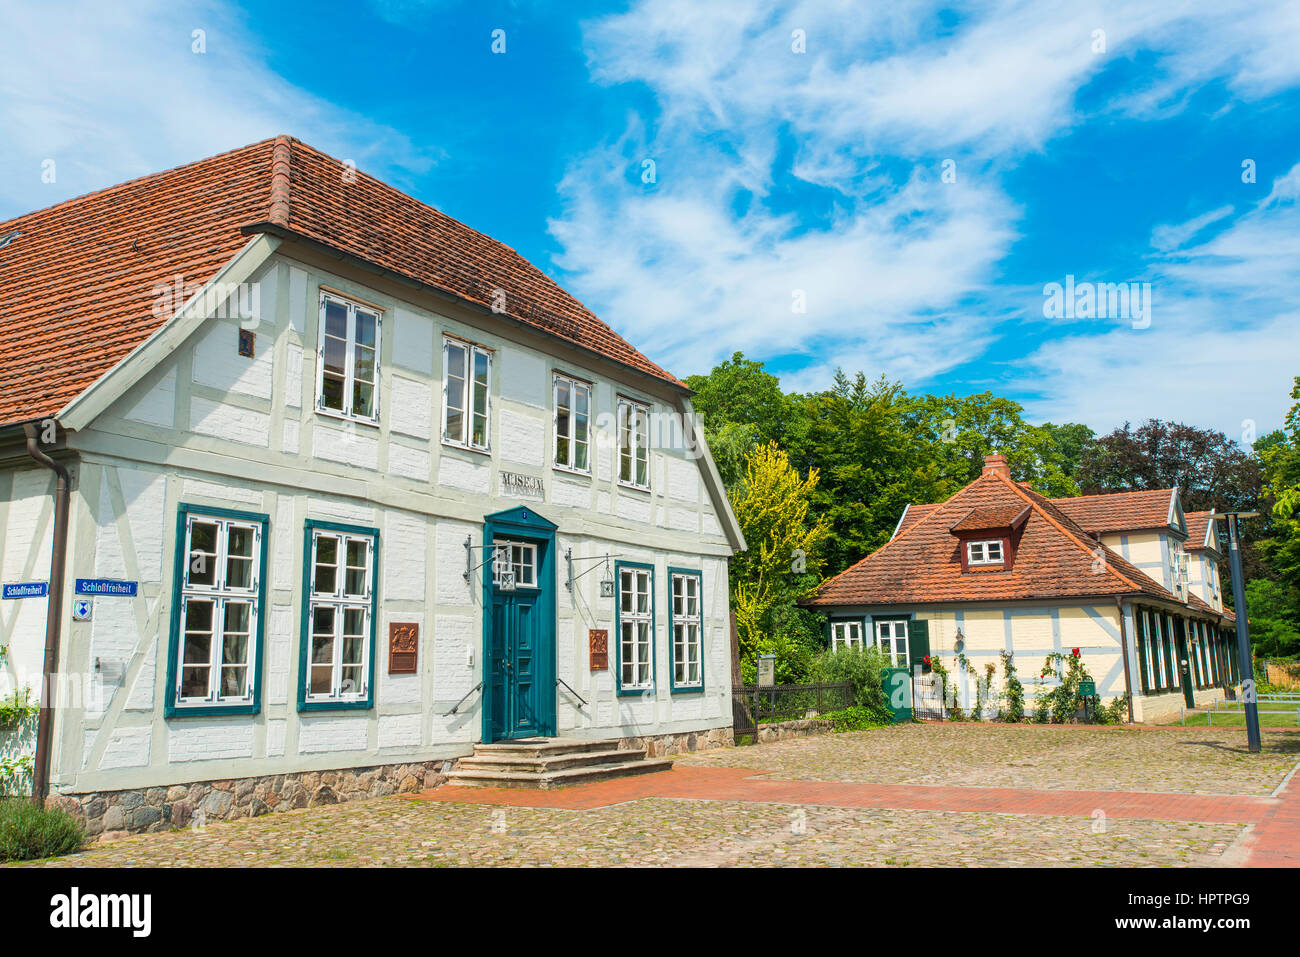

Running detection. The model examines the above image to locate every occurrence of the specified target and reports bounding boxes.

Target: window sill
[553,464,592,479]
[299,698,373,712]
[617,480,652,494]
[616,686,655,697]
[441,438,491,457]
[670,684,704,694]
[315,407,381,430]
[165,702,260,718]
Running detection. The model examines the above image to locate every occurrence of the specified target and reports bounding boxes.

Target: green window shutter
[1135,609,1150,695]
[908,618,930,672]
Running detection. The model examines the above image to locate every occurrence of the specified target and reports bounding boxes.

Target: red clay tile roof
[810,470,1177,607]
[949,504,1030,533]
[1184,510,1219,551]
[0,135,683,429]
[894,503,939,538]
[819,480,1234,625]
[1050,488,1176,534]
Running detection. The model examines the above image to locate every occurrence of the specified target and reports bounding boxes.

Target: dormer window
[967,540,1003,566]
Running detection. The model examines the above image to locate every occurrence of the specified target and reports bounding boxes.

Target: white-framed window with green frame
[873,618,909,668]
[830,619,865,651]
[615,561,654,694]
[165,504,269,717]
[298,520,380,711]
[668,568,703,691]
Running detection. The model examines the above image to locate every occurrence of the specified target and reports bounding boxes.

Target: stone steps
[445,737,674,790]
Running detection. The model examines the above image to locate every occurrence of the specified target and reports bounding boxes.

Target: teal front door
[488,578,547,738]
[481,507,557,742]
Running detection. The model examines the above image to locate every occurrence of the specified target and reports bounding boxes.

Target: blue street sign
[74,579,138,597]
[2,582,48,599]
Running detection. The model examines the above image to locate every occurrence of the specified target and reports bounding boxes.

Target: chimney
[982,453,1010,478]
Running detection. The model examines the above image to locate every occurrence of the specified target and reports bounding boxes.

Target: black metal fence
[731,682,855,740]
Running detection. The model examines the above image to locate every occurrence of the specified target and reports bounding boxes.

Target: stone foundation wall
[615,726,734,758]
[755,718,834,743]
[48,760,451,841]
[1139,687,1228,724]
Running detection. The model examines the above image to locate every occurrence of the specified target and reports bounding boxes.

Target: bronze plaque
[388,622,419,674]
[589,629,609,671]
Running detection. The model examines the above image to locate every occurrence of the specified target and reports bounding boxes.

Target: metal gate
[911,669,946,721]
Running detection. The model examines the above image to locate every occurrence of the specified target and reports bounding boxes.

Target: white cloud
[0,0,433,219]
[553,0,1300,436]
[1015,166,1300,435]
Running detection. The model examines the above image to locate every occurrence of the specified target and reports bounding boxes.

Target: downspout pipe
[1114,596,1136,724]
[23,421,71,806]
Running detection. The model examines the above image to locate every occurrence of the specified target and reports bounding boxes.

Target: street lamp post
[1222,511,1261,754]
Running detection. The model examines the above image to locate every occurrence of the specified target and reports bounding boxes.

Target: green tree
[1257,376,1300,645]
[686,352,792,490]
[1244,579,1300,657]
[730,442,831,680]
[903,390,1091,497]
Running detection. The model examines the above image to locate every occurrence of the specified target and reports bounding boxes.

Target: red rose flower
[1071,648,1080,657]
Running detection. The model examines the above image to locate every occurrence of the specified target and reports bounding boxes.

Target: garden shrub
[816,705,890,732]
[0,799,85,862]
[809,645,891,723]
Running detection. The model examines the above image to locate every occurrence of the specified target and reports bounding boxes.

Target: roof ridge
[996,473,1146,594]
[1050,487,1176,503]
[268,135,293,227]
[0,136,279,232]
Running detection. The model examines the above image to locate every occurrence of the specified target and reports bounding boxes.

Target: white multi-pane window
[443,337,491,451]
[554,373,591,473]
[317,293,381,422]
[493,540,537,589]
[306,528,375,703]
[619,566,653,690]
[617,398,650,489]
[671,572,703,689]
[831,620,864,651]
[1144,611,1161,690]
[175,512,262,708]
[874,619,909,667]
[1164,614,1180,688]
[966,540,1004,565]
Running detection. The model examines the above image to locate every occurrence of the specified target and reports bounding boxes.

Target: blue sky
[3,0,1299,439]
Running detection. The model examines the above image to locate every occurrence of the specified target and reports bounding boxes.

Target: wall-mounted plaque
[388,622,419,674]
[589,629,609,671]
[499,470,545,500]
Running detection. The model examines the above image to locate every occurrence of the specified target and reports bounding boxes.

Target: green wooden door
[1175,623,1196,708]
[488,587,546,739]
[881,667,913,723]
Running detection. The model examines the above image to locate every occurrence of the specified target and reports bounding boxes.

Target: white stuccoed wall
[27,248,736,794]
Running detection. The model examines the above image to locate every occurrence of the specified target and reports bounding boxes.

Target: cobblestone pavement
[678,724,1300,796]
[18,794,1239,868]
[12,724,1297,868]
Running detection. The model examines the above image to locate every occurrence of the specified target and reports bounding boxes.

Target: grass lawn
[1177,698,1300,728]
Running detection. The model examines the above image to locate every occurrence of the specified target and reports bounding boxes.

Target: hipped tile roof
[810,471,1229,624]
[1184,510,1219,552]
[0,135,684,429]
[1051,488,1175,534]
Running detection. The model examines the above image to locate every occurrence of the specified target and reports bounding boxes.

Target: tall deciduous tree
[1256,376,1300,651]
[1075,418,1262,512]
[730,442,831,680]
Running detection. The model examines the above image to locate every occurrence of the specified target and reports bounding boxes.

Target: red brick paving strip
[407,765,1285,835]
[1240,768,1300,868]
